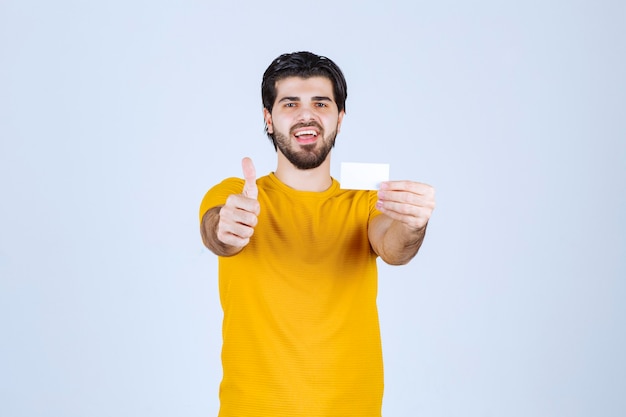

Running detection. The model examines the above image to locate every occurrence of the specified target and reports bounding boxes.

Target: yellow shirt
[199,173,384,417]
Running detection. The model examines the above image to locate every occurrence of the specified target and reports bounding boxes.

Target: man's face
[264,76,345,170]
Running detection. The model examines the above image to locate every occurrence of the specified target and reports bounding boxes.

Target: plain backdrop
[1,1,624,416]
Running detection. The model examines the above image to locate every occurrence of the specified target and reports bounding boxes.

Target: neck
[275,152,333,192]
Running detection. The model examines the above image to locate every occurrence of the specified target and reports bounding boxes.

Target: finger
[219,220,256,241]
[225,195,261,219]
[378,190,436,209]
[217,226,253,248]
[376,202,432,230]
[380,181,434,194]
[378,182,435,206]
[217,206,257,247]
[241,157,258,200]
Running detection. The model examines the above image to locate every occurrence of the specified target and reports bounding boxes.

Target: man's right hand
[215,157,261,249]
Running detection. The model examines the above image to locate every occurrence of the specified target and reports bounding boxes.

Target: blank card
[340,162,390,190]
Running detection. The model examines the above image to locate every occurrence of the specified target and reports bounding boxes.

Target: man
[199,51,435,416]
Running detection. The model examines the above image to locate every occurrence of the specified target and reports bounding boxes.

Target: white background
[1,1,624,416]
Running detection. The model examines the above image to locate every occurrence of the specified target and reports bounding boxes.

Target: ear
[263,108,274,134]
[336,110,345,134]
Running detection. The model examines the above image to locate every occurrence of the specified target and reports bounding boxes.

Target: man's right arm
[200,198,259,257]
[200,157,260,257]
[201,206,242,257]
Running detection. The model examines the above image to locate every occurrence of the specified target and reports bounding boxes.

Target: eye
[315,102,328,108]
[284,102,296,108]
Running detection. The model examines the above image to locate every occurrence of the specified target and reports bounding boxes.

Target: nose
[296,104,315,122]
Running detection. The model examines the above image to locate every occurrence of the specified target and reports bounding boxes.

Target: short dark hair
[261,51,348,145]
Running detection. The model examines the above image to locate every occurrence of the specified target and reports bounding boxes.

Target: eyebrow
[277,96,334,103]
[312,96,333,102]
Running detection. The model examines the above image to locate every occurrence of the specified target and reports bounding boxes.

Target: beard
[273,122,338,170]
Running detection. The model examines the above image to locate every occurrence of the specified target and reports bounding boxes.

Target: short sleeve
[198,177,245,224]
[368,190,383,221]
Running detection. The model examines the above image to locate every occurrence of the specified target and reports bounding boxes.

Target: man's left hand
[376,181,436,231]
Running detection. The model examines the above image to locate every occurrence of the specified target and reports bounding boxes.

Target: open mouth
[292,126,321,144]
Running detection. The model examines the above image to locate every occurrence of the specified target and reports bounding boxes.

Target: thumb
[241,157,258,199]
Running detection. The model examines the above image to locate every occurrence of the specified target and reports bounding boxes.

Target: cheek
[272,117,291,134]
[324,116,340,131]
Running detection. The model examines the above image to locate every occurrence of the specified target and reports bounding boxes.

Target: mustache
[290,121,324,134]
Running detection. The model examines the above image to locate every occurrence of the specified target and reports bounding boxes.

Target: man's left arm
[368,181,436,265]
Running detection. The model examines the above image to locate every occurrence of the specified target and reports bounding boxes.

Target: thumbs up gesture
[216,157,261,250]
[241,157,258,200]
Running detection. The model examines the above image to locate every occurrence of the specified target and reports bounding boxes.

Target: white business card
[340,162,390,190]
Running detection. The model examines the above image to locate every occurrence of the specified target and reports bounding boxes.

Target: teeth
[295,130,318,137]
